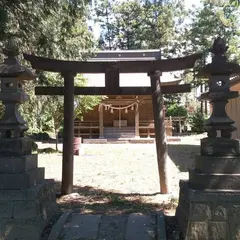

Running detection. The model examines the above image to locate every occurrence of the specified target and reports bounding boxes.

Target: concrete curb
[156,211,167,240]
[48,211,72,240]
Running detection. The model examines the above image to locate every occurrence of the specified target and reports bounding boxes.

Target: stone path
[48,211,166,240]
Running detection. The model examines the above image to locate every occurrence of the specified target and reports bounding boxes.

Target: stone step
[0,167,44,190]
[52,212,166,240]
[189,169,240,190]
[195,155,240,174]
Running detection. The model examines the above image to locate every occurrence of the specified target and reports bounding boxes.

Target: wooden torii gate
[24,50,202,195]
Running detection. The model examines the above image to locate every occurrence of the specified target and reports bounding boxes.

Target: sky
[185,0,201,9]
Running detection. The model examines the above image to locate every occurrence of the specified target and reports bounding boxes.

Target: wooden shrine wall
[79,95,154,126]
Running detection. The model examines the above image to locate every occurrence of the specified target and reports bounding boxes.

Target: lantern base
[0,180,58,240]
[176,180,240,240]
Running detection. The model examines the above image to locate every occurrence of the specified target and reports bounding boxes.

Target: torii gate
[24,50,202,195]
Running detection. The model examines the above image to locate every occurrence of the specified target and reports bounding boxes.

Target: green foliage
[184,0,240,57]
[189,109,206,134]
[166,104,188,117]
[229,0,240,6]
[0,0,94,60]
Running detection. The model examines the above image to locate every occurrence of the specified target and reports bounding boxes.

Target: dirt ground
[37,134,204,215]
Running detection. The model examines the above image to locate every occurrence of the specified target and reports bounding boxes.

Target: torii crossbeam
[24,50,202,195]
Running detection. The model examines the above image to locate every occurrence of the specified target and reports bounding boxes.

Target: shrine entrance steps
[103,127,136,138]
[47,211,166,240]
[82,137,180,144]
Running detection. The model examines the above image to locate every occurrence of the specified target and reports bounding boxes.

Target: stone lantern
[176,38,240,240]
[0,48,33,138]
[0,48,58,240]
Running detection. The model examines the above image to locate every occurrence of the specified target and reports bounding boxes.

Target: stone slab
[0,137,32,156]
[83,139,108,144]
[156,212,167,240]
[48,211,72,240]
[189,169,240,190]
[0,215,44,240]
[0,201,14,218]
[0,154,38,173]
[62,214,101,240]
[0,167,44,190]
[195,155,240,174]
[98,214,128,240]
[125,213,155,240]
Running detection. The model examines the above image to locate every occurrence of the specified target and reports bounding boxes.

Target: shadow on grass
[168,144,200,172]
[55,181,177,215]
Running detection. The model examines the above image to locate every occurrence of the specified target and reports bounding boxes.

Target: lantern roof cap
[0,48,35,80]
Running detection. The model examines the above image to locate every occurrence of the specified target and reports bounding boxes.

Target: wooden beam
[61,72,75,195]
[149,70,170,194]
[105,67,120,94]
[24,53,202,73]
[35,84,191,96]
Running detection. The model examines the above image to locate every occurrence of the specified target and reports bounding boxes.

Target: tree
[0,0,102,137]
[180,0,240,114]
[0,0,94,60]
[184,0,240,57]
[96,0,186,54]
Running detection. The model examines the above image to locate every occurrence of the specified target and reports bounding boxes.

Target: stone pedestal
[0,141,58,240]
[176,180,240,240]
[0,181,58,240]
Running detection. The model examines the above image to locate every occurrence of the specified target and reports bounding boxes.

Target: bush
[189,110,206,133]
[38,147,60,154]
[30,132,51,141]
[166,104,188,117]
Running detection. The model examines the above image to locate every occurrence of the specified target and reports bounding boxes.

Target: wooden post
[148,70,169,194]
[61,72,75,195]
[119,105,121,129]
[135,102,140,138]
[179,117,182,134]
[99,104,104,138]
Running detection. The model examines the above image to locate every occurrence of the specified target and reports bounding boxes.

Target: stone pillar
[176,37,240,240]
[0,48,58,240]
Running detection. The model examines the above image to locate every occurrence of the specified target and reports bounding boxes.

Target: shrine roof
[24,51,202,73]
